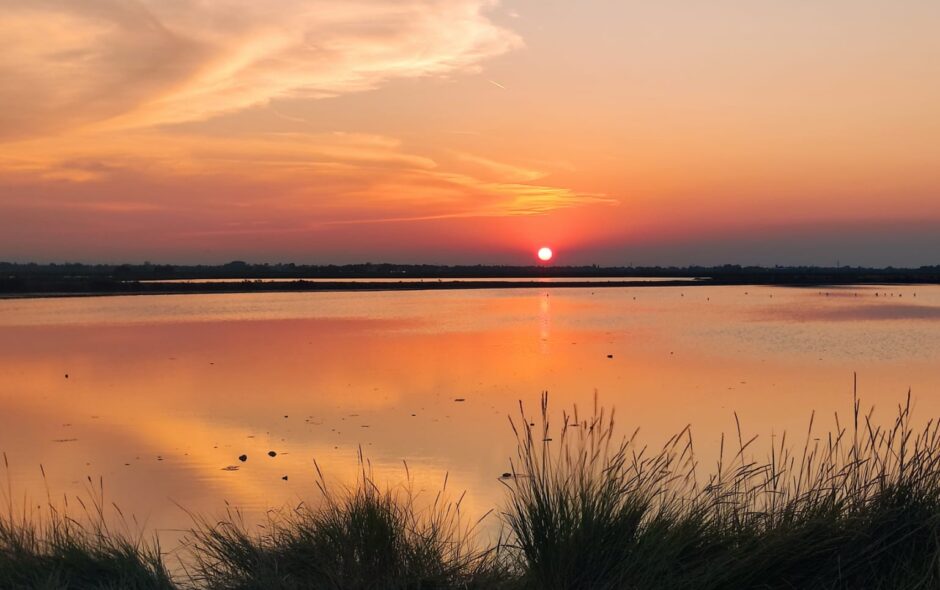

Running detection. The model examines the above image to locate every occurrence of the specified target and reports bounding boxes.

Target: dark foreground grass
[0,461,173,590]
[183,452,504,590]
[502,391,940,589]
[4,389,940,589]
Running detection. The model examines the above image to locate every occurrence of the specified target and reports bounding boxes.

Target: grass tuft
[184,448,504,589]
[0,457,173,590]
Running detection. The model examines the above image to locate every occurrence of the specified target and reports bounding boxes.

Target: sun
[537,247,553,262]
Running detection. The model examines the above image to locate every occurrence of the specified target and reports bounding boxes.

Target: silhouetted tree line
[1,261,938,295]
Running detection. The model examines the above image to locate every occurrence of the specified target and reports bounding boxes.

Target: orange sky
[1,0,939,265]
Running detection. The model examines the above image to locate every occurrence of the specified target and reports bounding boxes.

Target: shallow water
[1,285,938,547]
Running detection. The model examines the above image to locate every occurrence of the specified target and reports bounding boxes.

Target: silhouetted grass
[501,388,940,589]
[183,450,505,590]
[0,458,173,589]
[4,387,940,589]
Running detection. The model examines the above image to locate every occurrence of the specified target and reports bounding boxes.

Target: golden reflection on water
[1,286,939,547]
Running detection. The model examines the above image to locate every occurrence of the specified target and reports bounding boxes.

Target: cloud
[0,0,521,136]
[0,1,207,138]
[452,152,544,183]
[0,0,618,258]
[0,129,613,229]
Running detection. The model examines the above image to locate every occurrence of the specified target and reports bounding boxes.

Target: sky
[1,0,939,266]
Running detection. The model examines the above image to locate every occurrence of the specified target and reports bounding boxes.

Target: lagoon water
[1,285,939,546]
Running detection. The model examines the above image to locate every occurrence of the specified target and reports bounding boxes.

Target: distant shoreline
[2,276,938,300]
[4,262,940,299]
[0,279,698,300]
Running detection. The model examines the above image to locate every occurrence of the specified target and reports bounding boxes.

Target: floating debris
[607,354,613,358]
[454,398,466,402]
[52,438,77,443]
[221,465,240,472]
[501,472,513,479]
[281,475,288,481]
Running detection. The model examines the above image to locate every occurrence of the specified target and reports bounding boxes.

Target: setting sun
[538,247,553,262]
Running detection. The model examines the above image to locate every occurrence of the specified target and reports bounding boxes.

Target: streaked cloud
[0,0,521,135]
[0,129,612,229]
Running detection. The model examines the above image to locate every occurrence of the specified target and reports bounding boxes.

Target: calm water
[1,285,939,546]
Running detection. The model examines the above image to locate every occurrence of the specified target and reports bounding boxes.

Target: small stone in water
[281,475,288,481]
[268,451,277,457]
[238,454,247,462]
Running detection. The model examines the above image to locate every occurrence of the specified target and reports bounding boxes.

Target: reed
[500,387,940,589]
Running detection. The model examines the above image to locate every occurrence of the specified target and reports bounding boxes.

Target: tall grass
[501,387,940,589]
[4,387,940,589]
[0,456,173,590]
[184,449,504,589]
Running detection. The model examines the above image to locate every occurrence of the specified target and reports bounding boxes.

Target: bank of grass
[4,389,940,589]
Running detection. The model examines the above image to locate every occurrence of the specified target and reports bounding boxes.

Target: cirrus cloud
[0,0,521,136]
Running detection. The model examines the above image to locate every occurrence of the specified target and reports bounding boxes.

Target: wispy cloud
[452,152,543,183]
[0,129,613,226]
[0,0,522,136]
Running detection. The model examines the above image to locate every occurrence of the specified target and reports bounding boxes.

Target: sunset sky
[1,0,939,266]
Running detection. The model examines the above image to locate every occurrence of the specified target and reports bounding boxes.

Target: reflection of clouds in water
[689,324,939,362]
[679,290,940,362]
[689,305,940,362]
[756,303,940,322]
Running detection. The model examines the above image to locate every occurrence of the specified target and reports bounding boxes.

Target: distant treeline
[1,261,939,296]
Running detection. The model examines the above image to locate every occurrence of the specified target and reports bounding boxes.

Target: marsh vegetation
[4,391,940,589]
